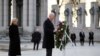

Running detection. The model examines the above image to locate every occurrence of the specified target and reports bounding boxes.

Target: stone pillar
[3,0,9,30]
[90,2,98,29]
[40,0,48,40]
[41,0,48,26]
[0,0,3,27]
[77,3,85,29]
[0,0,8,30]
[23,0,36,34]
[0,0,8,35]
[22,0,27,32]
[65,3,72,29]
[82,3,86,28]
[29,0,36,32]
[23,0,28,31]
[40,0,48,31]
[52,5,59,27]
[13,0,17,18]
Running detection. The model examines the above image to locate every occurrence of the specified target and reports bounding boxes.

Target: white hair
[49,12,55,17]
[34,26,40,32]
[36,28,39,31]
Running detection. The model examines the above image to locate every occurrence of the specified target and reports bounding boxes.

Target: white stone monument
[65,3,73,29]
[90,2,99,29]
[52,5,59,27]
[77,3,86,29]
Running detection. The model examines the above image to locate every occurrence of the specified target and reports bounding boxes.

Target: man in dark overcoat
[79,31,85,46]
[43,12,56,56]
[71,33,76,46]
[89,31,94,46]
[31,28,41,50]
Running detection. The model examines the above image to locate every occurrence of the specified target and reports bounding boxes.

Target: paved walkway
[0,42,100,56]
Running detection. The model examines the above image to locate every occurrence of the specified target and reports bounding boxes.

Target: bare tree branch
[59,0,64,8]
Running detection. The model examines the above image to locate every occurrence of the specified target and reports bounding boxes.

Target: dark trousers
[9,55,21,56]
[89,39,94,46]
[46,49,52,56]
[9,55,16,56]
[80,39,84,46]
[33,42,39,50]
[72,40,76,46]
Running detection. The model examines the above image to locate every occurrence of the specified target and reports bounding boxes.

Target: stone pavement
[0,42,100,56]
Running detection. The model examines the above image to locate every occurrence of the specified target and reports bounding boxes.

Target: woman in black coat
[9,19,21,56]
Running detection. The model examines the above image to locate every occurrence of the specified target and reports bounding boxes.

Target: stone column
[0,0,3,27]
[52,5,59,27]
[81,3,85,28]
[3,0,9,30]
[0,0,8,36]
[23,0,28,32]
[0,0,6,31]
[90,2,98,29]
[65,3,72,29]
[28,0,36,33]
[40,0,48,32]
[41,0,48,26]
[23,0,36,33]
[40,0,48,40]
[77,3,85,29]
[13,0,17,18]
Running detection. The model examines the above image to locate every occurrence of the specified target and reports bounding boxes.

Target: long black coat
[89,31,94,40]
[31,31,41,43]
[9,24,21,55]
[79,32,85,40]
[43,19,54,49]
[71,33,76,41]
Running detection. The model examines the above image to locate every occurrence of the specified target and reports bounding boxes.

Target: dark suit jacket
[43,19,54,49]
[89,31,94,39]
[79,32,85,40]
[31,31,41,43]
[71,33,76,41]
[9,24,21,55]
